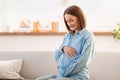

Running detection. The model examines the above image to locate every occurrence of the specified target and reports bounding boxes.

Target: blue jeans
[35,74,88,80]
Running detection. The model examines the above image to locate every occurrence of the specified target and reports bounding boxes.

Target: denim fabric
[55,28,94,79]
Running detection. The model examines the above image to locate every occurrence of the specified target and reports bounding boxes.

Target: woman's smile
[69,24,75,30]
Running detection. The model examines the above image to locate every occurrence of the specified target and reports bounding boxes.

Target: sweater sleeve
[64,34,94,76]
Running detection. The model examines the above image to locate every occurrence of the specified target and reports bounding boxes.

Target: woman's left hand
[63,46,77,57]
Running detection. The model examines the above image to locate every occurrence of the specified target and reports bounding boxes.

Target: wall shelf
[0,31,112,36]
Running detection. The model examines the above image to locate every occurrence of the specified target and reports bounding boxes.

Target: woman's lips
[69,25,75,30]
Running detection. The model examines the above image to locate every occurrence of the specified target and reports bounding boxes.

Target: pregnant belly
[58,54,74,68]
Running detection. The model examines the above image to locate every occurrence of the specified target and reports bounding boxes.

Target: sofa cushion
[0,59,23,80]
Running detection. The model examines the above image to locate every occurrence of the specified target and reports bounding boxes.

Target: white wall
[1,0,120,32]
[0,0,120,52]
[0,35,120,52]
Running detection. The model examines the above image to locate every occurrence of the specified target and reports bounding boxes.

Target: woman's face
[65,14,80,31]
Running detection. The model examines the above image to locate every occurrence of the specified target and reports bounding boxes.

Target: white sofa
[0,51,120,80]
[0,51,57,80]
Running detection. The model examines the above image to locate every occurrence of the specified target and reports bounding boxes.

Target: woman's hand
[63,46,77,57]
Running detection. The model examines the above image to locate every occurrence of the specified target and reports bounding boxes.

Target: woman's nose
[68,22,71,26]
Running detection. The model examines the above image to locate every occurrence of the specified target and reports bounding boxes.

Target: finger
[64,50,70,57]
[65,47,76,57]
[71,51,76,57]
[68,50,75,57]
[70,49,76,55]
[69,48,77,57]
[67,51,72,57]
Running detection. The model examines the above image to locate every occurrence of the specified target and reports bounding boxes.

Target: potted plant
[112,22,120,41]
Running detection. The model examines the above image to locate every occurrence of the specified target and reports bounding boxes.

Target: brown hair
[63,5,87,31]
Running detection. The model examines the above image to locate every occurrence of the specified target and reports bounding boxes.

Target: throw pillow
[0,59,24,80]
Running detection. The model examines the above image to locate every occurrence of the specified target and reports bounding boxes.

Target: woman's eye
[69,19,73,22]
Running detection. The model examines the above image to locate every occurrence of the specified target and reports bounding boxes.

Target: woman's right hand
[63,46,77,57]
